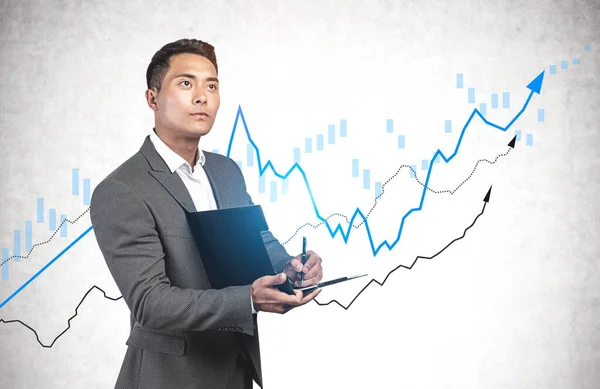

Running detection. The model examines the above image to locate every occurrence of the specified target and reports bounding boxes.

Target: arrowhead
[483,186,492,203]
[526,71,545,95]
[508,136,517,148]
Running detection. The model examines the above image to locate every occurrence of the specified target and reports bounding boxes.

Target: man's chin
[185,124,213,138]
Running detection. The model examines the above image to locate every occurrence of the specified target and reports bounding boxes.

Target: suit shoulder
[94,151,149,194]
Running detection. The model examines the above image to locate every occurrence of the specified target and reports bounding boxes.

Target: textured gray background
[0,0,599,388]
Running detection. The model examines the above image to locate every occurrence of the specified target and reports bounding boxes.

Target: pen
[298,274,368,295]
[312,274,367,288]
[300,236,307,287]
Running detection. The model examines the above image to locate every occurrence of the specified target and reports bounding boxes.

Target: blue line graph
[227,71,545,256]
[0,70,547,308]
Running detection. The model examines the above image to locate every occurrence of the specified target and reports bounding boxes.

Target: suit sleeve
[90,177,255,335]
[230,159,294,273]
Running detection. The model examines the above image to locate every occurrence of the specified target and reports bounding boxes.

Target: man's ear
[145,88,159,111]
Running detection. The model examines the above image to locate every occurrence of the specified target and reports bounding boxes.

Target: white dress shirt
[150,130,257,314]
[150,130,217,212]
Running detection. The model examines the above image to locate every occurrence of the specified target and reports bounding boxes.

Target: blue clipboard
[185,205,296,295]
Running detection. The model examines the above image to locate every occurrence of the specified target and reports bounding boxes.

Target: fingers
[300,287,321,304]
[283,257,304,282]
[274,288,321,313]
[295,251,323,286]
[252,282,321,314]
[287,251,320,274]
[261,272,287,287]
[302,251,322,275]
[301,261,323,283]
[253,274,303,307]
[252,251,325,314]
[285,257,304,272]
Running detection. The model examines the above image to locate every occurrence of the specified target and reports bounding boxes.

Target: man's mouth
[190,112,209,119]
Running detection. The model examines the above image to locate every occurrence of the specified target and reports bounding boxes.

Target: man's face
[150,53,220,140]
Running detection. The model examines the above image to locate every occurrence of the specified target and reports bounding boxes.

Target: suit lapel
[140,136,197,213]
[202,152,223,209]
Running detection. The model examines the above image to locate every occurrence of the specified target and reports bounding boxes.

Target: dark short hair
[146,38,218,91]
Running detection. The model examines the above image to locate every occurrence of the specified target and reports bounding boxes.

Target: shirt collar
[149,129,206,173]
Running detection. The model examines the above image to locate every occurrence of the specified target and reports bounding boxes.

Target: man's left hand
[283,250,323,287]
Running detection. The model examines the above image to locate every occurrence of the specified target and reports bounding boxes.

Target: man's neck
[154,128,200,169]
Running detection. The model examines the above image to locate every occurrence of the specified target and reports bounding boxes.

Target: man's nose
[194,90,207,104]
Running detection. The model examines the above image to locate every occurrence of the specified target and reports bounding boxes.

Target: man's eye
[180,80,191,87]
[208,84,218,90]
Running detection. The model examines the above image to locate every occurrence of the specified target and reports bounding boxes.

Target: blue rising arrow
[526,70,545,95]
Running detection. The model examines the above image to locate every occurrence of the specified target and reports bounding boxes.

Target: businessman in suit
[90,38,324,389]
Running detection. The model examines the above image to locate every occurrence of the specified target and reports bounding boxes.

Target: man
[90,38,324,389]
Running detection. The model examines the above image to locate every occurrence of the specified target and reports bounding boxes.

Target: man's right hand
[251,273,321,314]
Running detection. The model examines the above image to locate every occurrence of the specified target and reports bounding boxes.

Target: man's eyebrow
[173,73,219,83]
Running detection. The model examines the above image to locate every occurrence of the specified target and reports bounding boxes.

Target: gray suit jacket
[90,136,293,389]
